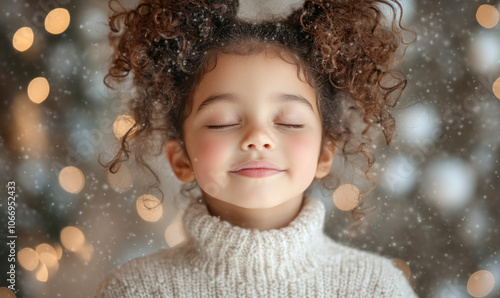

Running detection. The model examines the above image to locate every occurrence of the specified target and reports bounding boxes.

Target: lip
[230,160,284,178]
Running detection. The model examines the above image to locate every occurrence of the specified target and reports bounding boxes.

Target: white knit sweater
[94,197,418,297]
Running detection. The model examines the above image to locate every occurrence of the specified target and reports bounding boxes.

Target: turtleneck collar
[182,197,330,281]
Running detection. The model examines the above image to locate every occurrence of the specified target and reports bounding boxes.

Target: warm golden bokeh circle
[60,226,86,252]
[58,166,85,194]
[12,27,34,52]
[333,184,361,211]
[493,77,500,99]
[35,243,57,258]
[165,210,188,247]
[391,258,412,280]
[467,270,495,297]
[36,263,49,282]
[136,194,163,222]
[476,4,499,29]
[0,287,16,298]
[18,247,39,271]
[112,115,136,139]
[53,243,63,260]
[27,77,50,104]
[39,252,59,269]
[45,8,71,34]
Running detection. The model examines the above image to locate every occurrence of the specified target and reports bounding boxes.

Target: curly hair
[101,0,411,238]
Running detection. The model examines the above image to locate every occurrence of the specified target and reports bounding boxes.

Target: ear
[315,140,336,179]
[166,140,195,182]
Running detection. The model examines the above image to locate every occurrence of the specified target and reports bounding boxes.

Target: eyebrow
[196,93,314,113]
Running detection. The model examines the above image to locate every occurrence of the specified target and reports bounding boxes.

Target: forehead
[191,51,318,109]
[201,52,304,84]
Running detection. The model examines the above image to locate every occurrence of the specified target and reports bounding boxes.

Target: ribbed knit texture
[94,197,418,297]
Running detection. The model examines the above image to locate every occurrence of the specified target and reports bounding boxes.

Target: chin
[228,193,292,210]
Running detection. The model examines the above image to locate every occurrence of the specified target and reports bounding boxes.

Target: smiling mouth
[230,160,284,178]
[230,168,284,178]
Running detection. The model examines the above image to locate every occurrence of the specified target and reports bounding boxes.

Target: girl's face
[170,51,333,209]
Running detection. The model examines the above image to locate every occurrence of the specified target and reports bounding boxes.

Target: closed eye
[276,123,304,129]
[207,124,240,130]
[207,123,304,130]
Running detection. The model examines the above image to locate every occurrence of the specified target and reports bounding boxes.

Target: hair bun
[107,0,240,88]
[287,0,409,146]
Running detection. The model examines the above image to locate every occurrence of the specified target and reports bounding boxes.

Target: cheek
[284,134,321,168]
[187,134,234,196]
[187,134,233,173]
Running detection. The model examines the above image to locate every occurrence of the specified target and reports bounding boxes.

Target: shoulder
[366,255,418,298]
[321,236,418,297]
[93,247,185,298]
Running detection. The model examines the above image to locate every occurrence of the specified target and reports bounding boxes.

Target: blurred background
[0,0,499,297]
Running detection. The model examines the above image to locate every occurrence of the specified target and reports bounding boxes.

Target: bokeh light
[39,252,59,277]
[107,164,133,193]
[422,157,476,213]
[380,155,418,196]
[394,103,440,146]
[112,115,136,139]
[12,27,34,52]
[467,270,495,297]
[45,8,70,34]
[18,247,39,271]
[60,226,86,252]
[476,4,499,29]
[35,243,57,259]
[58,166,85,194]
[32,244,60,279]
[53,243,63,260]
[39,252,58,268]
[470,31,500,73]
[392,258,412,281]
[36,263,49,282]
[27,77,50,104]
[165,210,187,247]
[0,287,16,298]
[479,255,500,294]
[136,194,163,222]
[333,184,360,211]
[11,94,49,157]
[493,77,500,100]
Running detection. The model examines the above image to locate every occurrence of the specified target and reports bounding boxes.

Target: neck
[202,193,304,231]
[182,196,327,281]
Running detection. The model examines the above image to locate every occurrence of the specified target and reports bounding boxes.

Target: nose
[240,125,275,151]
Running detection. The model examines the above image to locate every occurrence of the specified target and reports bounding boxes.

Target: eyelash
[207,124,238,130]
[277,124,304,129]
[206,123,304,130]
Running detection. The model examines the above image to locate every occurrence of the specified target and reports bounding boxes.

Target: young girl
[95,0,417,296]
